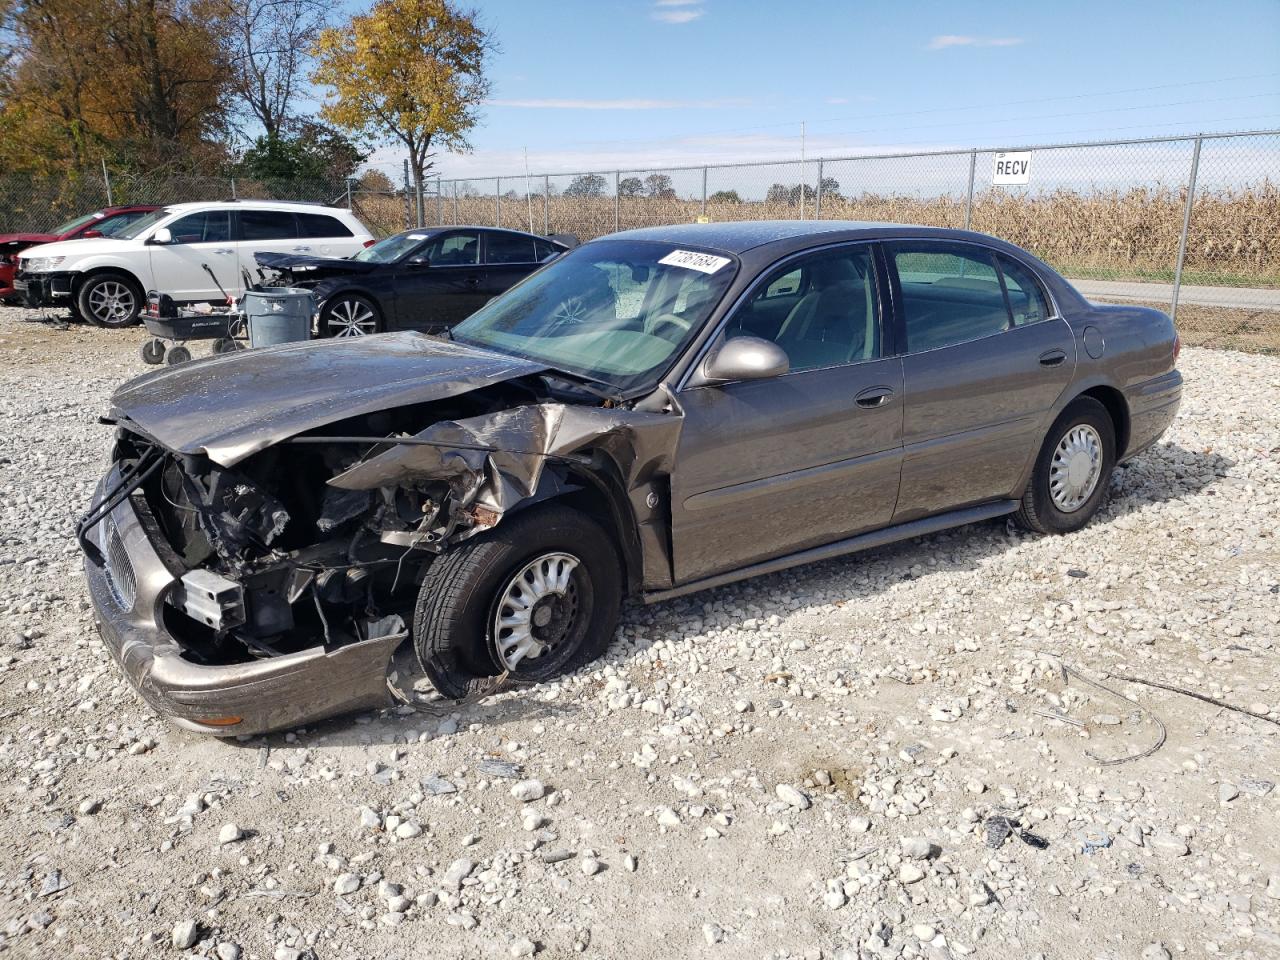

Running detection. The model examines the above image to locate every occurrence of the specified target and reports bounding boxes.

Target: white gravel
[1,305,1278,958]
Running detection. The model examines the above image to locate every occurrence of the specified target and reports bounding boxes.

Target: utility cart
[140,291,247,365]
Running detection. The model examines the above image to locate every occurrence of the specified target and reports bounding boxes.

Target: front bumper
[83,470,403,736]
[14,271,75,307]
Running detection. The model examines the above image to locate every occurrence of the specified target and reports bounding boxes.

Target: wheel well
[545,465,643,596]
[74,267,143,296]
[321,289,381,316]
[1078,385,1130,457]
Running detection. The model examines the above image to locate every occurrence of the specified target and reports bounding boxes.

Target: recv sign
[992,151,1032,185]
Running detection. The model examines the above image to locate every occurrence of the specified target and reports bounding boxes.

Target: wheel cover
[1049,424,1103,512]
[87,281,134,323]
[492,552,581,670]
[326,299,377,336]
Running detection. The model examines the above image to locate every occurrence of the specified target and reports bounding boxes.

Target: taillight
[362,239,376,248]
[1173,333,1181,365]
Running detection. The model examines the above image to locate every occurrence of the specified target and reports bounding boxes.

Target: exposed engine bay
[86,363,680,673]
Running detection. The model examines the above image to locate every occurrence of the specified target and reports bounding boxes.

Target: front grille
[103,515,137,610]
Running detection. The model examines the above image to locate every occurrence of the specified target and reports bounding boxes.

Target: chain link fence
[423,129,1280,353]
[3,130,1277,351]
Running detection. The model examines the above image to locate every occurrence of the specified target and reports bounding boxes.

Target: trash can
[243,288,315,348]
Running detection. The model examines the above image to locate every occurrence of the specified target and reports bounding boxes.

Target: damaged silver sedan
[81,221,1182,734]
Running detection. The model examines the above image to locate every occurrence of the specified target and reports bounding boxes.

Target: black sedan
[255,226,568,337]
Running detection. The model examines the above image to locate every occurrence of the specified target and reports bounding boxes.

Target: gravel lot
[1,305,1278,960]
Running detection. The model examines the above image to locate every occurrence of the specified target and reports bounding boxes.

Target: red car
[0,205,159,304]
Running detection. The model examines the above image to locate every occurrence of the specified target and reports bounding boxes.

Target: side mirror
[81,229,103,239]
[407,255,431,268]
[150,227,173,244]
[699,336,789,384]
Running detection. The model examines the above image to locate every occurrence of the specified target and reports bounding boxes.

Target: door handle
[855,386,894,408]
[1039,349,1067,367]
[214,248,234,255]
[292,246,312,252]
[463,275,480,287]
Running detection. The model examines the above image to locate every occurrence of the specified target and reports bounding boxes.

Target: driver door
[392,229,486,331]
[670,243,905,583]
[147,210,235,301]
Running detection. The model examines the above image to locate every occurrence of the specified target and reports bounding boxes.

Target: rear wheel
[1014,397,1116,534]
[413,504,622,699]
[320,294,380,337]
[77,272,143,328]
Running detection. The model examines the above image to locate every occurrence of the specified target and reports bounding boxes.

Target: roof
[606,220,986,255]
[392,225,564,243]
[161,200,349,214]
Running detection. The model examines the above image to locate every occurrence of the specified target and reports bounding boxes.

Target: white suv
[15,200,374,328]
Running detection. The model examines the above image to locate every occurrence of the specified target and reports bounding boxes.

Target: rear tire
[77,272,143,328]
[1014,397,1116,534]
[413,504,622,699]
[319,294,381,337]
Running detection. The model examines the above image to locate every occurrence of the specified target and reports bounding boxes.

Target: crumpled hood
[17,236,129,261]
[0,232,58,249]
[110,332,548,466]
[255,251,378,277]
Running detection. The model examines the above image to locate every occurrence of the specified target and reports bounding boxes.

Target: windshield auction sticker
[659,249,732,274]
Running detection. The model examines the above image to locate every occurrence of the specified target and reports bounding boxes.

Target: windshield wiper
[540,368,624,404]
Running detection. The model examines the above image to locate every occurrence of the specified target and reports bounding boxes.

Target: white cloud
[488,97,747,110]
[928,35,1024,50]
[652,0,704,23]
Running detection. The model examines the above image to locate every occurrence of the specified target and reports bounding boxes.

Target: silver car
[81,221,1182,734]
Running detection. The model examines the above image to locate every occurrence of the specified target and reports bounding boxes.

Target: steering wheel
[645,312,691,340]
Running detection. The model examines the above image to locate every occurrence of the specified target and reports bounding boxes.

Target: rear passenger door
[481,231,540,301]
[886,241,1075,522]
[235,210,303,293]
[297,211,360,258]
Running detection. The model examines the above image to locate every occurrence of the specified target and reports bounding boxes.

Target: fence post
[963,149,977,230]
[345,178,353,210]
[453,182,459,225]
[1171,135,1203,326]
[814,159,823,219]
[614,172,620,232]
[101,159,113,206]
[496,177,501,227]
[230,178,237,200]
[701,167,708,218]
[437,177,443,224]
[403,160,412,229]
[543,175,550,235]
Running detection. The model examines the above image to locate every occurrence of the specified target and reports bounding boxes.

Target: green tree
[237,122,364,182]
[618,176,643,198]
[708,189,741,203]
[644,173,675,198]
[563,173,606,198]
[311,0,494,223]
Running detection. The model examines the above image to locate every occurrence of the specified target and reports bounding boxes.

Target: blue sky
[359,0,1280,179]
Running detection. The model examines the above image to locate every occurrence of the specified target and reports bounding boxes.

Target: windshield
[51,212,99,235]
[453,239,737,392]
[114,208,172,241]
[353,231,426,263]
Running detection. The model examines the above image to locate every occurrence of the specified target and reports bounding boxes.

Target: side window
[997,255,1051,327]
[98,211,147,237]
[240,210,298,241]
[423,231,479,265]
[533,239,561,262]
[891,244,1009,352]
[485,232,536,264]
[298,213,353,238]
[167,211,232,244]
[763,267,802,298]
[729,246,880,373]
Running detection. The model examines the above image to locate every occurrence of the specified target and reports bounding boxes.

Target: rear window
[534,239,562,262]
[299,212,354,238]
[240,210,298,241]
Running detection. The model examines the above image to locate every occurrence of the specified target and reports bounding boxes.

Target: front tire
[413,504,623,699]
[77,272,143,328]
[1014,397,1116,534]
[319,294,381,337]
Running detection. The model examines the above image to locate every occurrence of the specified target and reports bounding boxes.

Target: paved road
[1069,278,1280,312]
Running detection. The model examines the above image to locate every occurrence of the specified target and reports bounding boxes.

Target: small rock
[1265,875,1280,900]
[913,924,937,941]
[655,806,681,828]
[849,817,871,833]
[624,854,638,872]
[1150,832,1189,857]
[172,919,199,949]
[358,806,382,830]
[1141,944,1172,960]
[274,948,301,960]
[78,799,100,815]
[581,857,603,876]
[899,864,926,884]
[394,821,422,839]
[215,944,242,960]
[900,837,938,860]
[702,922,725,945]
[511,779,547,802]
[334,872,361,895]
[824,889,846,910]
[443,858,475,890]
[510,938,537,958]
[421,775,457,795]
[775,784,811,810]
[218,823,243,845]
[1218,783,1240,804]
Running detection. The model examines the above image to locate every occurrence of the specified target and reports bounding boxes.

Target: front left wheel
[319,294,381,337]
[413,504,623,699]
[77,272,143,328]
